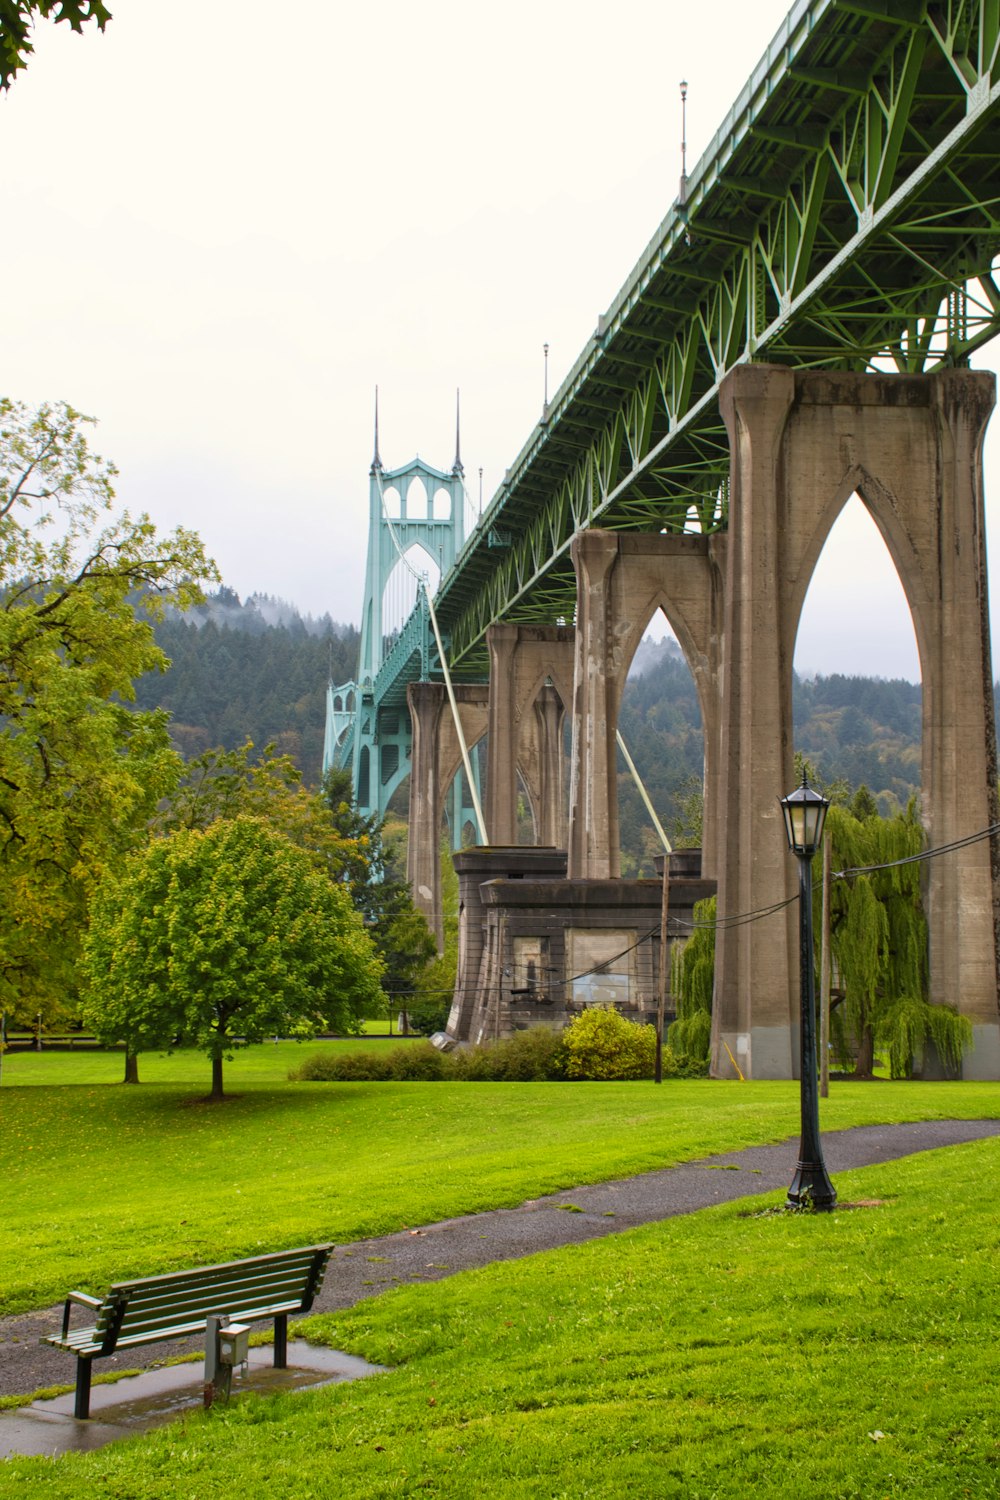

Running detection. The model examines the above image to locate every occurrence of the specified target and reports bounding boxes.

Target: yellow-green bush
[562,1007,657,1080]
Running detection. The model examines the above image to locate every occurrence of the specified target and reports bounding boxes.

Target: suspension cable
[834,821,1000,880]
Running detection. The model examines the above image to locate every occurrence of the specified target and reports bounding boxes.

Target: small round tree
[83,816,385,1098]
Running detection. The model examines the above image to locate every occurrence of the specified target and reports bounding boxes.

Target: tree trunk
[854,1023,875,1079]
[123,1049,140,1084]
[211,1052,225,1100]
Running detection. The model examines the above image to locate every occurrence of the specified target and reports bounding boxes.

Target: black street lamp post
[779,776,837,1212]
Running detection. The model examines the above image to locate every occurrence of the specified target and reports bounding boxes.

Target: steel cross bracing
[420,0,1000,675]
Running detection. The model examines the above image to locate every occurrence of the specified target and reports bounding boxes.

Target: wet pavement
[0,1341,387,1460]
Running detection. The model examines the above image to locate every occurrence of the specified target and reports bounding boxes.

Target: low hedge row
[290,1013,707,1083]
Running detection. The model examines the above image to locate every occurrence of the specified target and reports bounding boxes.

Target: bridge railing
[372,588,431,707]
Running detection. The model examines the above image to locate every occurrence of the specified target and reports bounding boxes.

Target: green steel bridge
[329,0,1000,818]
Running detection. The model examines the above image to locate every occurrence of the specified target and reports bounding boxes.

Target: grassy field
[2,1139,998,1496]
[2,1045,997,1319]
[0,1036,391,1088]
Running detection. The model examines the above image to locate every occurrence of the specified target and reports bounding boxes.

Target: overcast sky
[3,0,998,683]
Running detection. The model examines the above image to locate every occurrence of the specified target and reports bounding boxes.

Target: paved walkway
[3,1117,998,1458]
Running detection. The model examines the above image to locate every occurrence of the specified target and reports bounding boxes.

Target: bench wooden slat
[47,1300,307,1357]
[114,1272,322,1320]
[59,1296,310,1349]
[107,1289,313,1339]
[109,1247,325,1296]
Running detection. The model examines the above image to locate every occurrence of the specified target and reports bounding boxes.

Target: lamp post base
[787,1160,838,1213]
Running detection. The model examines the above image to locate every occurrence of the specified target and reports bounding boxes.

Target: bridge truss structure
[331,0,1000,816]
[438,0,1000,667]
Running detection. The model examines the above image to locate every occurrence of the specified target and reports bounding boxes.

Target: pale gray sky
[2,0,997,682]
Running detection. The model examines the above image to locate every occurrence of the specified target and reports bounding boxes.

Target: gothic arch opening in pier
[405,475,428,519]
[793,493,922,818]
[382,484,401,519]
[441,738,487,851]
[433,486,451,521]
[620,608,705,875]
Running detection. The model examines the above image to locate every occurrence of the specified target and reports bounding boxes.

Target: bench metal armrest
[62,1292,102,1340]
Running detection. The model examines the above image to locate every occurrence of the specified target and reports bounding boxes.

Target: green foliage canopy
[669,895,716,1066]
[160,739,360,879]
[0,0,109,89]
[825,801,970,1076]
[83,816,385,1098]
[0,399,216,1018]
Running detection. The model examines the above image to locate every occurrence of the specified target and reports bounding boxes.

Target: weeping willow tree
[668,896,715,1066]
[665,796,972,1079]
[825,799,971,1078]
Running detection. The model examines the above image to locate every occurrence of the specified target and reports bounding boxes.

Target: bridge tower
[323,397,478,842]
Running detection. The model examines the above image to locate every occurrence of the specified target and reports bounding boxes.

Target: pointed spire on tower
[452,388,464,477]
[370,386,383,475]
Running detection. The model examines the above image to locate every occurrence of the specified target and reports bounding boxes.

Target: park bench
[42,1243,333,1419]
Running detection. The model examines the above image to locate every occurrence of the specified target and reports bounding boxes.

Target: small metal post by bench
[204,1315,250,1408]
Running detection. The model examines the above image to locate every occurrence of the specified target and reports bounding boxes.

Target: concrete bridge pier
[565,529,726,881]
[406,680,488,945]
[531,683,567,847]
[485,623,574,847]
[712,366,800,1080]
[711,363,1000,1081]
[922,371,1000,1076]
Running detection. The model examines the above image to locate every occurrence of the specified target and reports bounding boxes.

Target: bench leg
[74,1359,93,1420]
[274,1314,288,1368]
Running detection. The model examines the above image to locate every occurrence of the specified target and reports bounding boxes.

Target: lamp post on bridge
[779,775,837,1213]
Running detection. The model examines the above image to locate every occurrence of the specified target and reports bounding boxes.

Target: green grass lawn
[0,1035,407,1088]
[2,1140,998,1496]
[1,1045,997,1318]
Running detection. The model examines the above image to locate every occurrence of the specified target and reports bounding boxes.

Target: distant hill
[134,605,993,869]
[618,637,942,875]
[133,590,358,783]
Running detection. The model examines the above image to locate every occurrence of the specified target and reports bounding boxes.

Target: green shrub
[291,1020,665,1083]
[562,1007,656,1080]
[387,1043,447,1080]
[662,1044,710,1078]
[404,985,453,1037]
[289,1049,395,1082]
[451,1026,568,1082]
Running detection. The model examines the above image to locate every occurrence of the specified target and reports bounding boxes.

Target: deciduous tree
[83,816,385,1099]
[825,800,970,1077]
[0,398,216,1020]
[159,739,359,877]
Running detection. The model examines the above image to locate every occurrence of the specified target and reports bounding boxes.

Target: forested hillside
[133,591,358,783]
[617,639,942,875]
[137,600,996,871]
